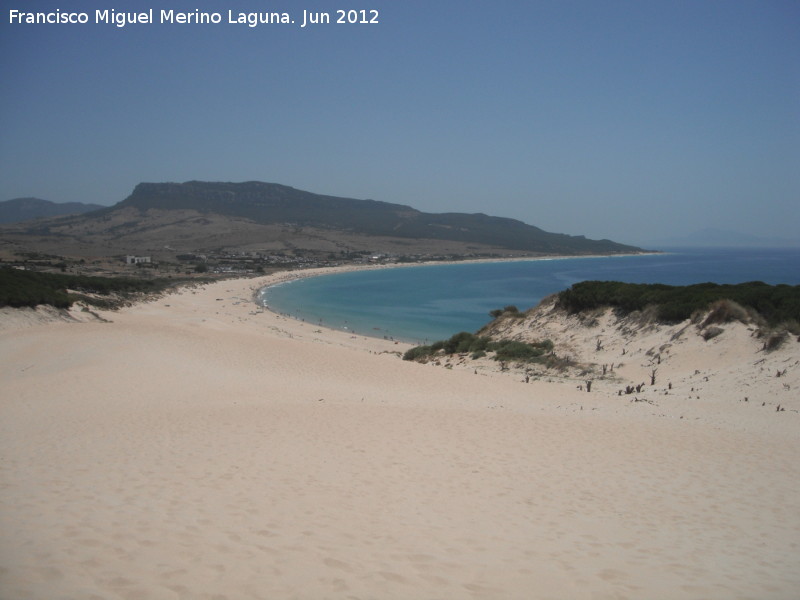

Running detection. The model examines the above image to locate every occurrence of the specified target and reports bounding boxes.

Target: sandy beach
[2,271,799,599]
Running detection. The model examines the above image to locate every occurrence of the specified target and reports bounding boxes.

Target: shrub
[557,280,800,326]
[469,336,491,353]
[489,339,553,362]
[489,305,522,319]
[701,299,750,327]
[403,334,553,364]
[0,268,180,309]
[444,331,478,354]
[403,345,433,361]
[542,354,578,371]
[783,320,800,336]
[492,340,541,361]
[762,331,788,352]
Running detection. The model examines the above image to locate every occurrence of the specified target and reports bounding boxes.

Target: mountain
[0,181,645,260]
[109,181,642,254]
[0,197,104,224]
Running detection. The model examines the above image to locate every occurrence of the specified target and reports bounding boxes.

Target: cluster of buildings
[5,248,505,279]
[120,249,476,276]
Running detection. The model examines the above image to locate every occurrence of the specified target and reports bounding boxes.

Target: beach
[2,272,799,600]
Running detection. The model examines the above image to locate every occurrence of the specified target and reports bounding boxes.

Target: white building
[125,255,151,265]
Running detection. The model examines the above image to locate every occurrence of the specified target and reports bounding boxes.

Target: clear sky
[1,0,798,246]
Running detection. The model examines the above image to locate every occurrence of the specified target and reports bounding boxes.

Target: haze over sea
[261,247,800,344]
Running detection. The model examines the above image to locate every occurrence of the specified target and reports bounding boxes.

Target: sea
[259,247,800,344]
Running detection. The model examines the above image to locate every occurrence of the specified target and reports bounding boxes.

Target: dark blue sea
[260,247,800,344]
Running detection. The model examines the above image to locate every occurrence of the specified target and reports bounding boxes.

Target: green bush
[403,333,553,364]
[0,268,177,309]
[444,331,477,354]
[433,332,494,355]
[489,339,552,362]
[402,345,433,361]
[557,280,800,325]
[489,305,522,319]
[470,336,491,353]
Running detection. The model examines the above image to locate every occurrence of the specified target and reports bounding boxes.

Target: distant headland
[0,180,647,277]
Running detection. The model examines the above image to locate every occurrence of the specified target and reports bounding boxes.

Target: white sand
[2,273,799,599]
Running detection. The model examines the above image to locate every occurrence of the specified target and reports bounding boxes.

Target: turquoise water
[260,247,800,343]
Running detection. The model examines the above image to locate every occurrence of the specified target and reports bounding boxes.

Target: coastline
[256,251,662,342]
[2,273,799,599]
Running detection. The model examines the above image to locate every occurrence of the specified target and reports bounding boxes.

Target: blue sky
[1,0,798,246]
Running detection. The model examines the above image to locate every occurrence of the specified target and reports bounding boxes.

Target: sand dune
[2,273,799,599]
[475,295,800,433]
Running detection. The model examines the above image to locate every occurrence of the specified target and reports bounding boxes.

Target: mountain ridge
[0,181,646,262]
[110,180,642,255]
[0,197,104,225]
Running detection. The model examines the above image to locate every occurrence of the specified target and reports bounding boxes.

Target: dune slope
[1,273,799,599]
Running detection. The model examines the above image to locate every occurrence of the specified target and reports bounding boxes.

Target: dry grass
[699,299,755,327]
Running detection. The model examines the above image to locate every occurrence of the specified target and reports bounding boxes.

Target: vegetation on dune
[0,268,181,309]
[490,338,554,361]
[403,330,555,364]
[404,281,800,369]
[488,305,523,319]
[556,280,800,327]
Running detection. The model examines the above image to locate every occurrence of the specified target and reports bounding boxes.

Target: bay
[260,247,800,344]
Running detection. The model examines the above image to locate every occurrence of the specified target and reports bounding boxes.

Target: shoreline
[2,272,799,599]
[255,251,662,343]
